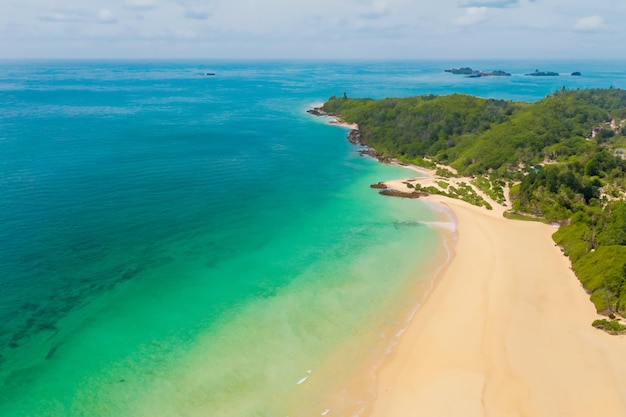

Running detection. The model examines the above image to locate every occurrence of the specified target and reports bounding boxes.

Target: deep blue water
[1,60,625,416]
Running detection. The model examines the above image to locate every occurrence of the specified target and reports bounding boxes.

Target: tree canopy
[322,89,626,315]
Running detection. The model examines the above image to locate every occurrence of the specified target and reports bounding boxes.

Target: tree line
[322,89,626,316]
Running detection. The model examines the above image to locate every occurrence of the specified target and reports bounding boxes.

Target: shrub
[592,319,626,334]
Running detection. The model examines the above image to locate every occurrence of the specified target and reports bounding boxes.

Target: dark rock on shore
[370,182,387,189]
[359,148,392,163]
[308,105,392,163]
[347,129,361,145]
[345,129,392,162]
[379,189,429,199]
[307,107,333,117]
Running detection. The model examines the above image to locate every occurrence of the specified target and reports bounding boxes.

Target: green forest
[322,89,626,320]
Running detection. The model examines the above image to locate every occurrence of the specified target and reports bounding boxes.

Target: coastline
[314,110,626,417]
[367,195,626,417]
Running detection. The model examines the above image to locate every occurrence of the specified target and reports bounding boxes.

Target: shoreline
[366,195,626,417]
[312,108,626,417]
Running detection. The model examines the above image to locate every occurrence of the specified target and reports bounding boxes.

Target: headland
[310,105,626,417]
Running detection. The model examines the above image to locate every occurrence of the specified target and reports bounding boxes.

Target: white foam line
[423,221,457,233]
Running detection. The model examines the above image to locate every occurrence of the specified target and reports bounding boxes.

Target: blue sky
[0,0,624,59]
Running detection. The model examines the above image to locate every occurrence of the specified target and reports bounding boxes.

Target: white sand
[367,192,626,417]
[327,119,359,130]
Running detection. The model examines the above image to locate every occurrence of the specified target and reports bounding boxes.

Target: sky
[0,0,625,59]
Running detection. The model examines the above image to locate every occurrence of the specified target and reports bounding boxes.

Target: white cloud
[359,1,390,19]
[39,12,86,23]
[1,0,625,59]
[455,7,488,26]
[459,0,517,8]
[125,0,157,11]
[574,15,604,31]
[184,9,210,20]
[98,9,117,24]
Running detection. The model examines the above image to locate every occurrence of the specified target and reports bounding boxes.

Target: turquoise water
[1,60,625,416]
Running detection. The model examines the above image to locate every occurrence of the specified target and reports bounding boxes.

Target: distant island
[526,69,559,76]
[445,67,511,77]
[445,68,585,78]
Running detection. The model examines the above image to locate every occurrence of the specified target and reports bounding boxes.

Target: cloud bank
[1,0,623,59]
[575,15,604,32]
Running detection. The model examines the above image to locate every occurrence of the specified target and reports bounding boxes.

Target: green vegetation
[435,167,457,178]
[552,202,626,314]
[451,182,493,210]
[413,182,492,210]
[592,319,626,334]
[502,211,548,223]
[322,89,626,317]
[471,175,506,205]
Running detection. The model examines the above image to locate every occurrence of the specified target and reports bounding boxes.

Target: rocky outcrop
[347,129,361,145]
[378,189,429,199]
[307,107,333,117]
[308,106,393,163]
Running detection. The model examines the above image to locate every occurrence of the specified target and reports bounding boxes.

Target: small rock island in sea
[571,71,582,76]
[445,67,511,77]
[526,69,559,76]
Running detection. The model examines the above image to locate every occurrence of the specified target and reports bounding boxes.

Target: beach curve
[366,193,626,417]
[312,109,626,417]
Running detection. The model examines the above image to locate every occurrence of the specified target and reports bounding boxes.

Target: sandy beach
[367,189,626,417]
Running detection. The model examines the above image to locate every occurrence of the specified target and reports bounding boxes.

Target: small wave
[296,369,313,385]
[423,221,457,233]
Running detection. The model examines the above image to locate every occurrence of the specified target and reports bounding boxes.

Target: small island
[526,69,559,76]
[445,67,511,77]
[572,71,582,76]
[445,67,474,75]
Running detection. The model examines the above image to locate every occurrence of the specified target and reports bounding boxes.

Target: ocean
[1,60,625,416]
